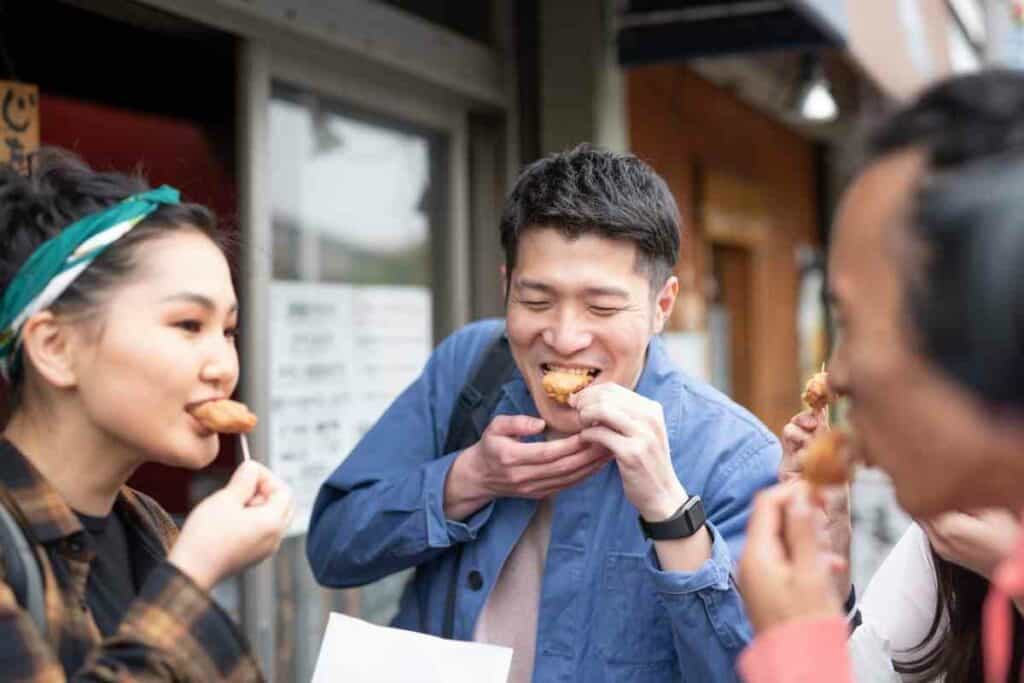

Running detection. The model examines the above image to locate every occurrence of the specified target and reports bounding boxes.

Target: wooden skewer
[822,362,830,424]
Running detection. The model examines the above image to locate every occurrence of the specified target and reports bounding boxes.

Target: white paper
[269,282,431,536]
[312,613,512,683]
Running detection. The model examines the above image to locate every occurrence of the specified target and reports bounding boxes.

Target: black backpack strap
[439,327,516,639]
[442,332,515,455]
[0,492,46,638]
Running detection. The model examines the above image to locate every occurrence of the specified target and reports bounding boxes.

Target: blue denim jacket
[308,319,780,682]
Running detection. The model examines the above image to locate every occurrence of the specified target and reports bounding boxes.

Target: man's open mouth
[540,364,601,377]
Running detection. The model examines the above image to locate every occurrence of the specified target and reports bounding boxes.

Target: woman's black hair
[894,552,1024,683]
[0,147,224,409]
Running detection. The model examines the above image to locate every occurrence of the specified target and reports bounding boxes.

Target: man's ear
[500,265,508,300]
[652,276,679,334]
[19,312,79,389]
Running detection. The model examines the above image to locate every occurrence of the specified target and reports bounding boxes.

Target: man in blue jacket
[307,144,780,682]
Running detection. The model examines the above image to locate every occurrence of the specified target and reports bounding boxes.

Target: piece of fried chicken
[542,370,595,404]
[801,430,851,487]
[190,399,258,434]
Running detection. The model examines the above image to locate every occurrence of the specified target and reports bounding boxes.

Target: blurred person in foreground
[736,68,1024,683]
[781,410,1023,682]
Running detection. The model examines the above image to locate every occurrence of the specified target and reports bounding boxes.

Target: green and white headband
[0,185,180,381]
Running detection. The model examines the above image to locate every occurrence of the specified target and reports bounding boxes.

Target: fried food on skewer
[542,369,596,404]
[801,430,852,487]
[190,399,258,434]
[802,371,831,412]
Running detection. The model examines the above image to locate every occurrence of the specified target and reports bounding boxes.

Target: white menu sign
[269,282,431,536]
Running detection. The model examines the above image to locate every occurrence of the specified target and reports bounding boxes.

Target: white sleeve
[849,622,902,683]
[856,523,945,680]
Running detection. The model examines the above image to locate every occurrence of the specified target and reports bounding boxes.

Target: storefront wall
[628,65,820,435]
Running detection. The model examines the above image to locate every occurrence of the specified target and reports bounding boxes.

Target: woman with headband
[0,148,293,681]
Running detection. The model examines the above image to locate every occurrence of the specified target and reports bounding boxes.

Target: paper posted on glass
[312,612,513,683]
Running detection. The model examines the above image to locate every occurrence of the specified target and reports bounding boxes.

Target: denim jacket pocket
[597,552,678,669]
[537,544,584,659]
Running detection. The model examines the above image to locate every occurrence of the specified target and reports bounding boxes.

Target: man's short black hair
[862,68,1024,407]
[499,143,681,293]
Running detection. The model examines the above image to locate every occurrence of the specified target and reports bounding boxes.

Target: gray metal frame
[237,39,277,675]
[133,0,505,106]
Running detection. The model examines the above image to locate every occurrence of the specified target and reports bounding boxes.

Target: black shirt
[74,509,136,636]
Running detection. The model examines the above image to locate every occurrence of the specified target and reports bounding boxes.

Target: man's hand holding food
[444,414,613,520]
[444,370,711,574]
[570,382,712,571]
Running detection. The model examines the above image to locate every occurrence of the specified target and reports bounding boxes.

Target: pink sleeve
[738,617,853,683]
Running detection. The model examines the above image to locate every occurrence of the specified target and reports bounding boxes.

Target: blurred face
[505,227,677,434]
[827,151,1012,517]
[70,229,239,469]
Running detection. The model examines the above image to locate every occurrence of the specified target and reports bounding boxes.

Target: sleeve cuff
[644,521,733,594]
[738,617,852,683]
[423,450,495,547]
[117,561,261,681]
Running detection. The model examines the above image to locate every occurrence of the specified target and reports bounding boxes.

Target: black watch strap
[638,495,706,540]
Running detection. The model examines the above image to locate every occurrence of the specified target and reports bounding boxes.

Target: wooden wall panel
[628,65,819,435]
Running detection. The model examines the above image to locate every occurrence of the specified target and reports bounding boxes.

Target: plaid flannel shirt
[0,439,263,682]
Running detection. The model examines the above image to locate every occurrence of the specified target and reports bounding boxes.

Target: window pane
[270,84,445,286]
[268,82,448,681]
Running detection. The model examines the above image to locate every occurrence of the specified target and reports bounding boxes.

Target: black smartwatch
[638,495,706,540]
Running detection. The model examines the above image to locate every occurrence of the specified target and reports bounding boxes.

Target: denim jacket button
[467,570,484,591]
